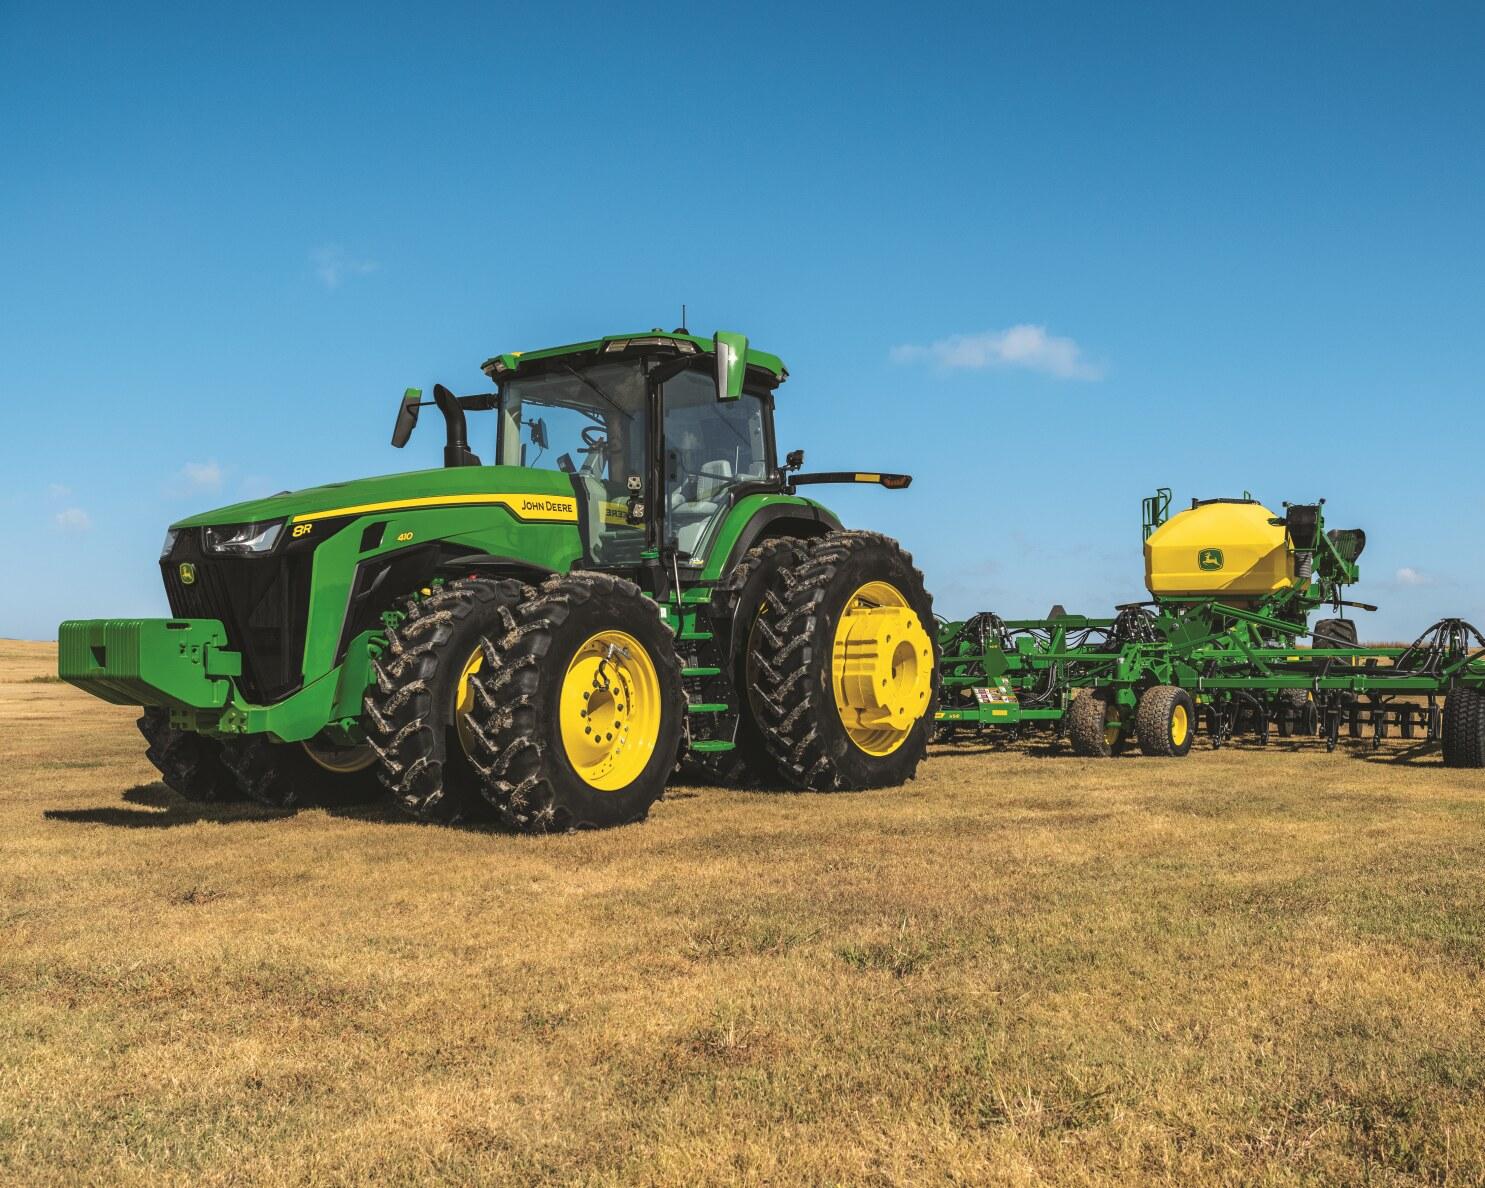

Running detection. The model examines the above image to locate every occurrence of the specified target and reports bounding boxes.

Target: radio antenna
[680,304,688,333]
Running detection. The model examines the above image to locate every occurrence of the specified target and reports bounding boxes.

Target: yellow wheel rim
[559,630,661,791]
[1104,720,1122,751]
[830,580,934,756]
[454,644,485,758]
[1170,703,1189,748]
[301,736,377,773]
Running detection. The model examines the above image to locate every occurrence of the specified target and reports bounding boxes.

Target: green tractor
[60,329,939,830]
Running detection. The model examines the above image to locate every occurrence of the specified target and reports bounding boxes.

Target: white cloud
[54,507,91,531]
[1395,567,1431,587]
[181,460,224,491]
[312,244,379,289]
[890,323,1104,380]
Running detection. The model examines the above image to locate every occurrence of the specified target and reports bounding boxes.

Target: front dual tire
[362,573,683,832]
[463,572,685,831]
[137,574,685,831]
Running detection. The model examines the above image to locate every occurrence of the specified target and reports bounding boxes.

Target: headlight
[202,520,284,555]
[159,528,180,559]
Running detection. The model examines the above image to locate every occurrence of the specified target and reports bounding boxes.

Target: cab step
[677,630,714,642]
[685,702,729,714]
[688,739,736,753]
[681,665,722,677]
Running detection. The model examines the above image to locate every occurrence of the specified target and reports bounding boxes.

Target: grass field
[3,637,1484,1186]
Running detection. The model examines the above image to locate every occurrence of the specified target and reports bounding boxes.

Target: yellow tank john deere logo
[178,562,197,585]
[1197,548,1225,572]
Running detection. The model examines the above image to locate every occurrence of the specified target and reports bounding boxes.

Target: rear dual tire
[750,531,939,790]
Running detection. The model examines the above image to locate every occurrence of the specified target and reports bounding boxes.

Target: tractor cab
[491,343,774,566]
[397,329,791,575]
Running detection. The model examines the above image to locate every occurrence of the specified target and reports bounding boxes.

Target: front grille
[162,532,313,703]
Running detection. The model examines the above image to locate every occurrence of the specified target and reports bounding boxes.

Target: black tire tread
[1066,691,1115,758]
[217,735,383,809]
[219,736,301,808]
[364,577,526,822]
[1443,686,1485,768]
[137,708,243,802]
[750,530,938,790]
[1136,684,1195,757]
[464,571,684,832]
[1312,618,1359,649]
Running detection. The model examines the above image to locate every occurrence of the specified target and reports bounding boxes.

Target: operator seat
[670,460,733,556]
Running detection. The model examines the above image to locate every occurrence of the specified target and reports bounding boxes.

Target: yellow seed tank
[1144,500,1295,598]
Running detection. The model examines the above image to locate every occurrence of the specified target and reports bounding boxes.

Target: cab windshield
[497,360,647,564]
[496,357,775,567]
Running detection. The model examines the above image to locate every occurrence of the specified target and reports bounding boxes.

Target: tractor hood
[170,466,578,530]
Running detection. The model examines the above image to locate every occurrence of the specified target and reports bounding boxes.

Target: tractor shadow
[44,783,295,829]
[43,784,548,835]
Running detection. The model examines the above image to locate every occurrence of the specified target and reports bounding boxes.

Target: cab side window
[662,370,771,558]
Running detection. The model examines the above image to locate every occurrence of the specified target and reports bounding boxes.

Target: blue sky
[3,1,1481,641]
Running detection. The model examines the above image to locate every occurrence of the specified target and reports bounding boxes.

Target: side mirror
[529,417,549,451]
[714,330,748,401]
[785,449,804,472]
[391,388,422,448]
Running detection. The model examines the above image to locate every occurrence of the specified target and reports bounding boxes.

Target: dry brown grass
[3,637,1484,1186]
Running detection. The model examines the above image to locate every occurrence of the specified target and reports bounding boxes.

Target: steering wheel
[580,425,606,450]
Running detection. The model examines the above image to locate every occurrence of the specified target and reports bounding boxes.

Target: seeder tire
[1275,689,1312,738]
[465,572,685,832]
[137,708,243,802]
[1442,687,1485,768]
[364,577,526,824]
[1136,685,1196,757]
[751,531,938,790]
[1067,691,1123,758]
[1312,618,1358,650]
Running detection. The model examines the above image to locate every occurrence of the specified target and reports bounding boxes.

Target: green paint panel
[171,464,583,531]
[696,493,838,580]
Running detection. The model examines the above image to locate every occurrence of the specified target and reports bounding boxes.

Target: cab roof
[480,330,787,386]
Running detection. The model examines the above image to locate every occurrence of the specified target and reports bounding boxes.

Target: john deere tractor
[60,329,939,830]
